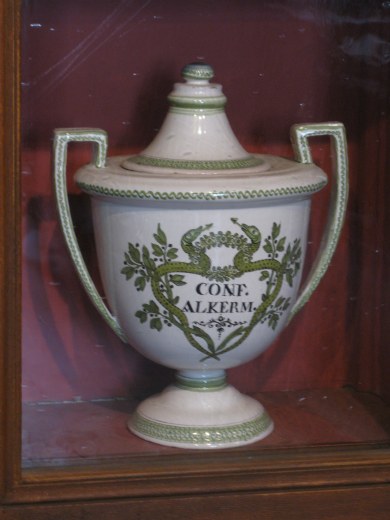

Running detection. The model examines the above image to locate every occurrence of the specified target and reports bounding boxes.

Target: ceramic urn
[53,63,348,449]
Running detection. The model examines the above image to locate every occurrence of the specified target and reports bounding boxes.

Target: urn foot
[128,372,273,449]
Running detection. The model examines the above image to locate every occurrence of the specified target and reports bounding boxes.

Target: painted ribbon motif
[121,218,302,361]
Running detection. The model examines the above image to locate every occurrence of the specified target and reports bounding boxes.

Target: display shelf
[22,388,390,468]
[1,0,390,518]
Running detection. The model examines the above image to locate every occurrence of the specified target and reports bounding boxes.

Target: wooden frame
[1,1,389,518]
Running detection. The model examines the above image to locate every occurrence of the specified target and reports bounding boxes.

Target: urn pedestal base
[128,372,274,449]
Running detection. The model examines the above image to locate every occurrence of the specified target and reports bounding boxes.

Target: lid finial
[181,62,214,82]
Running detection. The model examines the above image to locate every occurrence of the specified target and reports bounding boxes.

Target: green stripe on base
[175,373,227,391]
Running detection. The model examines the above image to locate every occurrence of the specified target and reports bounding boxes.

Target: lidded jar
[53,63,348,449]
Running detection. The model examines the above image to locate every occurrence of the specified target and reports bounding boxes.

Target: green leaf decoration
[144,256,156,272]
[144,300,159,314]
[276,237,286,252]
[150,317,162,331]
[153,224,167,246]
[275,297,285,307]
[142,245,150,260]
[167,248,178,260]
[120,266,135,280]
[263,241,273,254]
[282,245,291,265]
[122,219,303,361]
[272,222,281,239]
[128,243,141,263]
[135,310,147,323]
[269,315,278,330]
[170,274,186,286]
[135,277,146,291]
[152,243,164,257]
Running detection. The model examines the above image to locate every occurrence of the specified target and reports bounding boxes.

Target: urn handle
[52,128,127,342]
[288,122,349,320]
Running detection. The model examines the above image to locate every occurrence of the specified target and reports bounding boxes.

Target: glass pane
[21,0,390,468]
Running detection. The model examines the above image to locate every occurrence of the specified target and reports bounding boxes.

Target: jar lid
[121,62,269,175]
[75,63,327,202]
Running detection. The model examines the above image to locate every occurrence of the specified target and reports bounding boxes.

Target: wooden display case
[1,1,389,518]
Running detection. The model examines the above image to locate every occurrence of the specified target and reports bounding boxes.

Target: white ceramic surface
[90,197,311,371]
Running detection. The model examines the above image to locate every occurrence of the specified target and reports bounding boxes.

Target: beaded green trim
[126,155,262,170]
[77,180,326,201]
[181,63,214,81]
[131,412,273,446]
